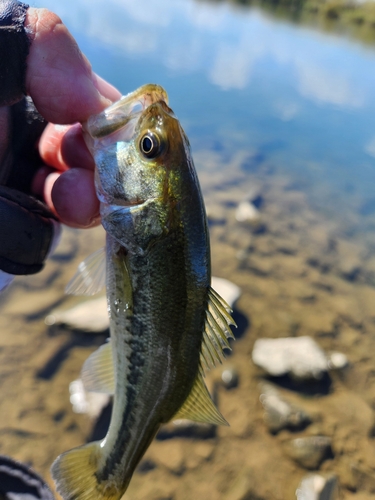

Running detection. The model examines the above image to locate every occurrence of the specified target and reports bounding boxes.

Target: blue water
[34,0,375,222]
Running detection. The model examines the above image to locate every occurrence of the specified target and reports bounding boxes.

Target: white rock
[235,201,260,222]
[69,378,110,419]
[211,276,241,308]
[259,382,310,432]
[327,351,349,370]
[252,336,328,380]
[45,296,109,333]
[296,474,339,500]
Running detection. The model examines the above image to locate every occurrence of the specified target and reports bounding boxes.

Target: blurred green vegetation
[198,0,375,44]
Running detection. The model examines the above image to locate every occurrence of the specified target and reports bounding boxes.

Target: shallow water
[1,0,375,498]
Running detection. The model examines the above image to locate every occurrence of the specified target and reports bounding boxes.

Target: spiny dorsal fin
[172,372,228,426]
[81,341,115,395]
[200,286,236,373]
[66,247,106,296]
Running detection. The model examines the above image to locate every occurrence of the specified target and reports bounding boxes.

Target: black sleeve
[0,187,55,275]
[0,0,30,106]
[0,1,59,277]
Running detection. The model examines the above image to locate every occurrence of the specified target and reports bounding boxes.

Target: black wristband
[0,0,30,106]
[0,187,56,275]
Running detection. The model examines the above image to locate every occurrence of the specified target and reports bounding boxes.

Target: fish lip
[111,198,147,208]
[101,197,156,215]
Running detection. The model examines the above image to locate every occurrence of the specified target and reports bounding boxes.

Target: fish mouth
[100,198,155,220]
[111,197,146,208]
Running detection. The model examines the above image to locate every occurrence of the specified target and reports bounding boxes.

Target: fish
[51,84,236,500]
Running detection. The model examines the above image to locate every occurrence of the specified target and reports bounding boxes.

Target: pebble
[259,382,311,433]
[252,336,329,380]
[45,296,108,333]
[296,473,339,500]
[327,351,349,370]
[221,367,239,389]
[282,436,332,469]
[235,200,260,222]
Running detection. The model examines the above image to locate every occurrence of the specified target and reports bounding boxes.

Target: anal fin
[172,373,228,426]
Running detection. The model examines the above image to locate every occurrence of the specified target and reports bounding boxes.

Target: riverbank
[202,0,375,45]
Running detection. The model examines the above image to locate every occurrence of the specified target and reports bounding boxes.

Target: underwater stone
[282,436,332,470]
[296,473,339,500]
[327,351,349,370]
[252,336,329,380]
[235,200,260,222]
[259,382,311,433]
[45,296,108,333]
[221,367,239,389]
[211,276,241,308]
[69,378,110,419]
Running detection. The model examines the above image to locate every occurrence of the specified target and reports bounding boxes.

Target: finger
[45,169,100,228]
[39,123,95,172]
[38,124,70,171]
[31,165,54,196]
[25,8,121,124]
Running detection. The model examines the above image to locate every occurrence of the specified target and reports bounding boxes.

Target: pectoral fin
[172,373,228,426]
[66,247,106,296]
[81,341,115,395]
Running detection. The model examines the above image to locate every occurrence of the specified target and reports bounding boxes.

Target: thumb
[24,8,118,124]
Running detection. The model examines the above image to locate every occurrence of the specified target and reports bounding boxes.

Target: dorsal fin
[200,286,236,374]
[66,247,106,296]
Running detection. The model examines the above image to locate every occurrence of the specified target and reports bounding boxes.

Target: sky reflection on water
[37,0,375,217]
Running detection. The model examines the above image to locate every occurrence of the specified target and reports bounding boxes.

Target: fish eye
[140,132,162,159]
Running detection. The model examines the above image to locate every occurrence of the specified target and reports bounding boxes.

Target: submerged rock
[211,276,241,308]
[327,351,349,371]
[282,436,333,469]
[252,336,329,380]
[69,378,110,419]
[296,473,339,500]
[221,367,239,389]
[259,382,311,433]
[45,296,108,333]
[235,200,260,222]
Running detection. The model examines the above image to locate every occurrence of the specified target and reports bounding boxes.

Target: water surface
[37,0,375,224]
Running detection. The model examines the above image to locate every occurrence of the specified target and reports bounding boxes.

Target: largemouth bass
[51,84,235,500]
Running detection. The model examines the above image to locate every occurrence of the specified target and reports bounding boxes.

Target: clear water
[35,0,375,227]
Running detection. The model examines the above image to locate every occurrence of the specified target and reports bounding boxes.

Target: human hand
[26,8,121,228]
[0,2,121,280]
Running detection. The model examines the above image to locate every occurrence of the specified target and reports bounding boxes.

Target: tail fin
[51,441,120,500]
